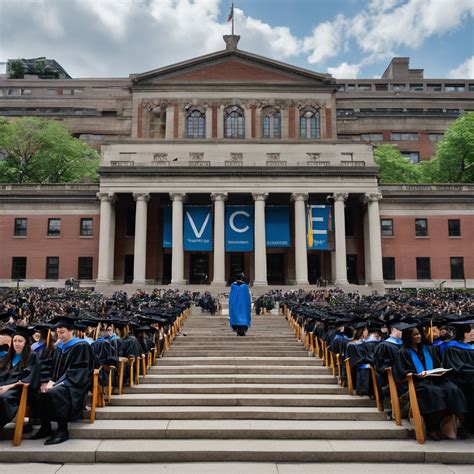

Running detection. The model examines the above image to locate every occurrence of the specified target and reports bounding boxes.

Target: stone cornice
[380,184,474,204]
[0,184,99,203]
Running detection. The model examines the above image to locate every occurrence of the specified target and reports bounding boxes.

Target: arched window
[300,108,320,139]
[262,107,281,139]
[224,106,245,139]
[186,109,205,138]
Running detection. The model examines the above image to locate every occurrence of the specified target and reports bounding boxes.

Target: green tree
[8,59,25,79]
[427,112,474,183]
[0,117,100,183]
[373,144,421,183]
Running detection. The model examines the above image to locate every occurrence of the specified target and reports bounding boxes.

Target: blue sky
[1,0,473,78]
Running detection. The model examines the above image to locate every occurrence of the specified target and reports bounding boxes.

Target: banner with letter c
[225,205,254,252]
[307,205,332,250]
[184,206,213,251]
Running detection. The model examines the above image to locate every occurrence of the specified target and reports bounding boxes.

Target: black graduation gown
[373,339,405,402]
[393,345,466,416]
[347,342,372,396]
[120,336,143,358]
[0,353,40,428]
[39,340,94,421]
[442,343,474,432]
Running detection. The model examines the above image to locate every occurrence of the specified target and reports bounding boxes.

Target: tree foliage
[374,144,421,183]
[0,117,100,184]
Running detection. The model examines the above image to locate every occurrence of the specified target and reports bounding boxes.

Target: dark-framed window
[382,257,396,280]
[80,218,93,236]
[186,109,205,138]
[14,218,28,236]
[47,218,61,236]
[415,218,428,237]
[126,208,136,237]
[46,256,59,279]
[450,257,464,280]
[448,219,461,237]
[224,106,245,139]
[300,108,320,138]
[11,257,26,280]
[78,257,93,280]
[381,219,393,236]
[401,151,420,164]
[416,257,431,280]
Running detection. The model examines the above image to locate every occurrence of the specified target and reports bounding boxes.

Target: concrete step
[140,374,336,384]
[1,439,472,464]
[156,357,322,366]
[95,406,387,421]
[122,383,343,394]
[148,365,328,375]
[109,393,375,407]
[61,419,409,440]
[164,351,308,357]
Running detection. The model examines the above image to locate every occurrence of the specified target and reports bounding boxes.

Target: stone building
[0,36,473,292]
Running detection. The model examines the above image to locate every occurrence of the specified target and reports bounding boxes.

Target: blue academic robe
[229,282,252,328]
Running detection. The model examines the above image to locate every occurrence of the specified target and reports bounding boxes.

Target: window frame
[46,256,59,280]
[78,256,93,280]
[416,257,431,280]
[450,257,465,280]
[415,218,428,237]
[380,219,394,237]
[382,257,396,281]
[186,109,206,139]
[11,257,27,280]
[80,218,93,236]
[224,106,245,139]
[14,218,28,236]
[47,218,61,237]
[299,108,320,139]
[448,219,461,237]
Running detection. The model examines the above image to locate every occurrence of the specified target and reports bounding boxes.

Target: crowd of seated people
[0,287,192,445]
[283,288,474,441]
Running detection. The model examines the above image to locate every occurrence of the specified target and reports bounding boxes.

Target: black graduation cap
[450,318,474,326]
[13,326,34,340]
[0,326,16,337]
[351,320,368,330]
[50,315,77,330]
[31,323,55,332]
[0,312,12,322]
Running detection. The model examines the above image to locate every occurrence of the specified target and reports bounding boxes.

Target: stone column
[211,192,228,285]
[291,193,309,285]
[253,192,268,286]
[165,105,174,140]
[133,193,150,285]
[170,192,186,285]
[333,192,349,286]
[244,105,252,138]
[97,192,116,283]
[217,105,224,138]
[364,192,384,288]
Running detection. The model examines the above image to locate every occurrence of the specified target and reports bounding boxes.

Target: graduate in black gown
[31,316,94,445]
[393,325,467,440]
[346,323,372,396]
[0,326,40,431]
[0,326,15,361]
[442,319,474,434]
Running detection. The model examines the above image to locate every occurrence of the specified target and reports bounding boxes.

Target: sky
[0,0,473,79]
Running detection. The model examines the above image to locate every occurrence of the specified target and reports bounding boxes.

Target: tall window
[186,109,205,138]
[415,218,428,237]
[80,218,93,236]
[416,257,431,280]
[11,257,27,280]
[300,108,320,138]
[224,106,244,139]
[262,107,281,139]
[14,218,28,236]
[450,257,464,279]
[380,219,393,237]
[448,219,461,237]
[382,257,396,280]
[78,257,93,280]
[47,218,61,236]
[46,257,59,279]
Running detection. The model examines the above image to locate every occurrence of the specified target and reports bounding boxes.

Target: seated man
[31,316,94,445]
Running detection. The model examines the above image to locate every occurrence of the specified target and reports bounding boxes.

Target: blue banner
[266,206,291,247]
[307,205,332,250]
[184,206,213,251]
[225,205,254,252]
[162,206,172,248]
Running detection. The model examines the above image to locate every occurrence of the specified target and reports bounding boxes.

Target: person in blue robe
[229,274,251,337]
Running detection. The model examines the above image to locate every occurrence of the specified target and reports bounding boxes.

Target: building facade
[0,37,473,292]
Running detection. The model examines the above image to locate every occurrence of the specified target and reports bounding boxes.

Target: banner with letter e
[184,206,213,251]
[307,205,332,250]
[225,205,254,252]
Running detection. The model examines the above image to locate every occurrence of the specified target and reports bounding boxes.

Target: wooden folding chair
[344,358,354,395]
[12,383,30,447]
[314,336,320,359]
[385,367,402,426]
[335,353,342,384]
[89,368,100,424]
[370,365,383,412]
[128,356,136,387]
[141,354,147,377]
[407,373,426,444]
[117,356,128,395]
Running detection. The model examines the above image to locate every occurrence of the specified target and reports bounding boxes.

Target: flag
[327,206,333,232]
[227,4,234,22]
[307,207,313,248]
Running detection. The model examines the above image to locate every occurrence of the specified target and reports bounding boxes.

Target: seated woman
[346,322,372,396]
[442,319,474,434]
[0,326,15,361]
[394,325,467,440]
[0,326,40,431]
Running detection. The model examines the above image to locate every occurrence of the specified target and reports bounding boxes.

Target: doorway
[190,253,209,284]
[229,254,245,284]
[307,253,321,284]
[124,255,134,284]
[162,253,171,285]
[267,254,285,285]
[347,254,358,284]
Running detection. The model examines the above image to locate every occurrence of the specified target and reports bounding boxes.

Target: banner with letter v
[184,206,213,251]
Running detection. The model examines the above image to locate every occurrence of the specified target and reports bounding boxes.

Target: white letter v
[186,211,210,239]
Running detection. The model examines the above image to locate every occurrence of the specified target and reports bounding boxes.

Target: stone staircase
[1,308,473,464]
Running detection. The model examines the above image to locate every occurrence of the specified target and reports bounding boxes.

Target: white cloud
[449,56,474,78]
[327,62,361,79]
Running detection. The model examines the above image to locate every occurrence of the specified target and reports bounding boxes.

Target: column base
[170,279,186,285]
[252,280,268,287]
[334,279,349,286]
[132,279,147,286]
[96,279,113,284]
[370,280,386,294]
[211,280,227,286]
[295,279,309,286]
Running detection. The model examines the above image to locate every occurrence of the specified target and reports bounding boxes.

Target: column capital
[211,192,228,202]
[332,192,348,202]
[97,192,116,203]
[363,192,383,204]
[133,192,150,202]
[291,192,309,202]
[252,192,269,202]
[169,192,187,202]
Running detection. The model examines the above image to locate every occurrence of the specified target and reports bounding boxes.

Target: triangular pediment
[132,49,334,87]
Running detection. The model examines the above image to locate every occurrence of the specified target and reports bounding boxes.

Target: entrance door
[162,253,171,285]
[347,254,358,284]
[307,254,320,284]
[124,255,134,284]
[229,254,245,284]
[190,254,209,284]
[267,254,285,285]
